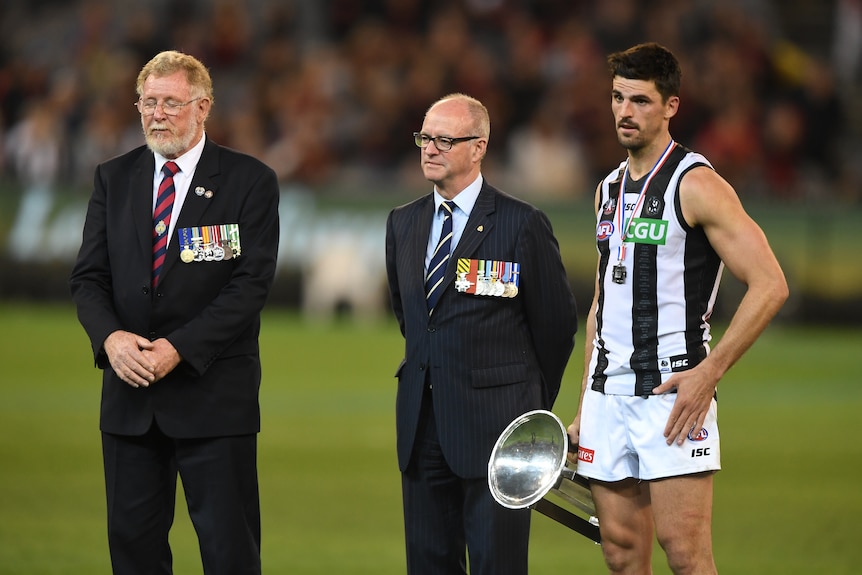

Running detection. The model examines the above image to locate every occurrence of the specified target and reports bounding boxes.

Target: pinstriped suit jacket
[385,181,578,478]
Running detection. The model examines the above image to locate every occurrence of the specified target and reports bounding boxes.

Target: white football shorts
[576,387,721,481]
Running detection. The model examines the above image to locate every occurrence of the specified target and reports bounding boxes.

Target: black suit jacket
[385,181,577,478]
[70,138,280,438]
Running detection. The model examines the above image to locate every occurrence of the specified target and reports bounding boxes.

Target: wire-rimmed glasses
[135,97,204,117]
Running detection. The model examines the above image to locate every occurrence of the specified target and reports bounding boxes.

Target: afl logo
[596,221,615,241]
[687,428,709,442]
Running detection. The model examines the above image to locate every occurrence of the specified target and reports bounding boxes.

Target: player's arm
[654,166,789,445]
[568,183,602,450]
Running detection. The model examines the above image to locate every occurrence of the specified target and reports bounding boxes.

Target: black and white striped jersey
[590,144,724,396]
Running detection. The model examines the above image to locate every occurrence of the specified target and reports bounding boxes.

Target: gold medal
[180,248,195,263]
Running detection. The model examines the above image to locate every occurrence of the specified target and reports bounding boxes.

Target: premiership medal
[612,262,627,284]
[612,139,676,287]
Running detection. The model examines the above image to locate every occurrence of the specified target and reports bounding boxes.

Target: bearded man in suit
[385,93,578,575]
[70,50,279,575]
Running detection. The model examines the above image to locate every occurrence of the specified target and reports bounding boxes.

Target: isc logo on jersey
[624,218,668,245]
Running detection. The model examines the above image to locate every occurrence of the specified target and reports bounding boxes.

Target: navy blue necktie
[425,200,456,314]
[152,161,179,288]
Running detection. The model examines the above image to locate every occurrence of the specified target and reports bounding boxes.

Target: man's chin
[146,136,181,158]
[422,164,445,180]
[618,135,643,152]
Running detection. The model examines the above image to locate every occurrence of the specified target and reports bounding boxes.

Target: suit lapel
[411,195,435,295]
[133,152,156,263]
[453,185,495,261]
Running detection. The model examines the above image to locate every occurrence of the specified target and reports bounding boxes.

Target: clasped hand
[104,330,181,388]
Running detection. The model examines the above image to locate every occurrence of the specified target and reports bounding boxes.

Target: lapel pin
[477,225,484,232]
[204,190,213,198]
[195,186,205,196]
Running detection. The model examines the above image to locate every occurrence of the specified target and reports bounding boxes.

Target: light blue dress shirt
[425,174,483,275]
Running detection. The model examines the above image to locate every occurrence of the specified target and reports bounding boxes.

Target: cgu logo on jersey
[624,218,668,245]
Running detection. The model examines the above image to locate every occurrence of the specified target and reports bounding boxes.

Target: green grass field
[1,303,860,574]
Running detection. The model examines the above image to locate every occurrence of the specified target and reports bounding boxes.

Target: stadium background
[0,0,860,321]
[0,1,860,573]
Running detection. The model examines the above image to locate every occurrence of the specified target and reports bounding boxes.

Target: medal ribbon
[615,139,676,263]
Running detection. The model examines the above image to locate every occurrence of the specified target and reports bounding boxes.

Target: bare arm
[653,166,789,444]
[567,183,602,450]
[567,277,598,451]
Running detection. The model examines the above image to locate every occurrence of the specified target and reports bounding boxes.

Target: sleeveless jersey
[590,144,724,396]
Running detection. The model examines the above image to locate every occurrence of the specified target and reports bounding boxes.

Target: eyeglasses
[414,132,480,152]
[135,97,203,116]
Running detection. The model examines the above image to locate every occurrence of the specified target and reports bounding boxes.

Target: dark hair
[607,42,681,102]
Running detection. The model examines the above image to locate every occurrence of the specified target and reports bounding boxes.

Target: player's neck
[627,134,673,180]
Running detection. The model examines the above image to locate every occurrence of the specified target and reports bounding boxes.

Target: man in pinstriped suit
[385,93,578,575]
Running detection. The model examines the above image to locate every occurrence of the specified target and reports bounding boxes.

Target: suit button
[142,286,149,295]
[427,327,436,333]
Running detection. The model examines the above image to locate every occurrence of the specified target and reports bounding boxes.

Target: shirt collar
[433,173,483,216]
[154,132,206,176]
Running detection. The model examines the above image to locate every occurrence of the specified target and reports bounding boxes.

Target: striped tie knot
[152,161,180,288]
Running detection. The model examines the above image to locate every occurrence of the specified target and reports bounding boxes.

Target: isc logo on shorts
[578,446,595,464]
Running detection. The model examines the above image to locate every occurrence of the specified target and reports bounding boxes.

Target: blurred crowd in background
[1,0,861,202]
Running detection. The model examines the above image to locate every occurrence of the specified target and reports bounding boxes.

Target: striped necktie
[152,161,179,288]
[425,200,456,314]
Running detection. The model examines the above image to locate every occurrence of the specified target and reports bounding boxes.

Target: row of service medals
[177,224,241,263]
[455,258,520,298]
